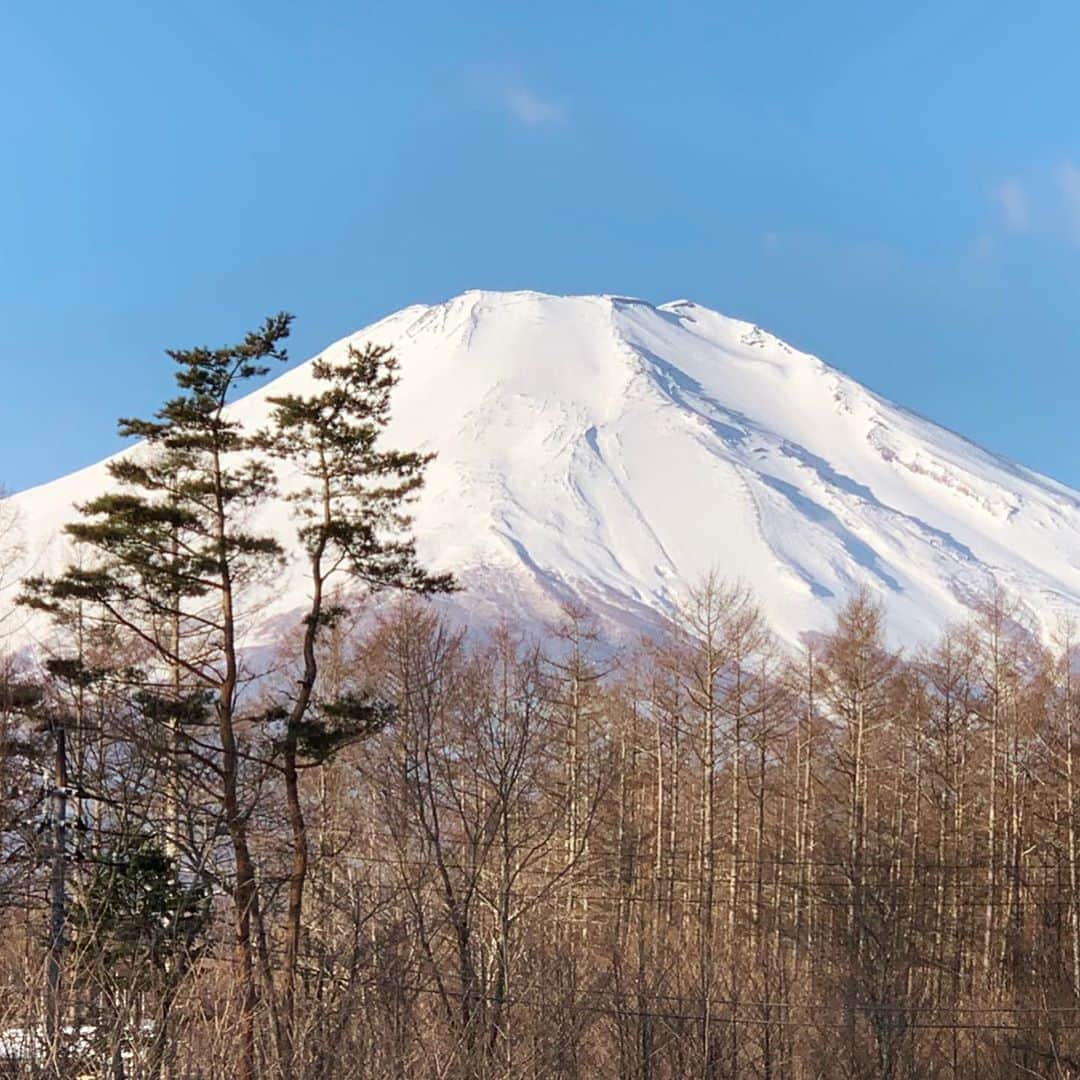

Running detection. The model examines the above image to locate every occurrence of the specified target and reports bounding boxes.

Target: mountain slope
[6,289,1080,648]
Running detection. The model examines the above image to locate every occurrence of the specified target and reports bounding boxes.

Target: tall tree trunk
[214,458,260,1080]
[1067,663,1080,995]
[46,723,68,1076]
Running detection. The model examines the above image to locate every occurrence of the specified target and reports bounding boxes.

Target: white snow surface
[5,289,1080,650]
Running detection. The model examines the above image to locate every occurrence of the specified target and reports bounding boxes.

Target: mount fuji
[5,289,1080,650]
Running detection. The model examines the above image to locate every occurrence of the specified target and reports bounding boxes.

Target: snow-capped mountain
[5,289,1080,649]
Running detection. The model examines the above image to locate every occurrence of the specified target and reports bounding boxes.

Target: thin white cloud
[1056,162,1080,244]
[503,87,564,127]
[996,180,1029,232]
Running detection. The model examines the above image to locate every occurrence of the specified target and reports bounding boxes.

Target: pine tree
[252,340,455,1063]
[22,314,293,1080]
[70,831,210,1076]
[21,320,456,1078]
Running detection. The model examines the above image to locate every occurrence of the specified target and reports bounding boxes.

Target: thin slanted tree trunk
[700,669,716,927]
[280,565,322,1060]
[46,722,68,1076]
[281,729,308,1070]
[847,678,866,955]
[728,663,743,941]
[668,713,681,916]
[983,689,999,981]
[1067,663,1080,994]
[165,523,183,872]
[653,694,665,927]
[953,735,967,991]
[752,685,767,953]
[793,650,814,976]
[617,719,628,936]
[213,453,260,1080]
[932,800,947,998]
[566,658,581,923]
[1002,699,1019,980]
[281,478,335,1074]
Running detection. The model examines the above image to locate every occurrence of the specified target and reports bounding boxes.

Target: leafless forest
[3,327,1080,1078]
[5,576,1080,1079]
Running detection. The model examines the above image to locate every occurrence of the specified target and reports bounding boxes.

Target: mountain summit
[7,289,1080,647]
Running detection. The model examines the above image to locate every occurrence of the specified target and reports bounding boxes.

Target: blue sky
[3,1,1080,491]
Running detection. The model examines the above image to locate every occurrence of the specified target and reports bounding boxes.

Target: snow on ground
[5,289,1080,651]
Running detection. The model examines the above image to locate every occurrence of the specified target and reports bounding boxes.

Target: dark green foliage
[45,656,110,690]
[70,833,211,1076]
[254,341,455,597]
[249,339,455,776]
[118,312,293,448]
[0,680,44,712]
[133,687,214,728]
[19,314,294,642]
[71,835,210,975]
[298,692,396,763]
[12,314,457,1080]
[0,679,43,762]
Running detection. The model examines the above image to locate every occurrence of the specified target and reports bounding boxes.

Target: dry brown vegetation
[4,576,1080,1079]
